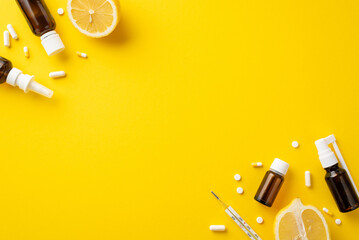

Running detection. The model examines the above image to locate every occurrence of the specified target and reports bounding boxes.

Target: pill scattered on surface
[24,46,29,58]
[252,162,263,167]
[7,24,18,40]
[305,171,311,187]
[209,225,226,231]
[335,219,341,225]
[323,207,333,216]
[4,31,10,47]
[256,217,264,224]
[76,51,88,58]
[237,187,244,194]
[49,71,66,78]
[234,174,241,181]
[292,141,299,148]
[57,8,64,15]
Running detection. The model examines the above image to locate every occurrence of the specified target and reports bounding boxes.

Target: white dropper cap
[6,67,53,98]
[40,30,65,56]
[315,136,338,169]
[270,158,289,176]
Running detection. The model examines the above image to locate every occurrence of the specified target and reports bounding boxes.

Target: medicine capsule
[4,31,10,47]
[7,24,18,40]
[305,171,311,187]
[209,225,226,231]
[24,46,29,58]
[76,51,88,58]
[49,71,66,78]
[322,207,333,216]
[252,162,263,167]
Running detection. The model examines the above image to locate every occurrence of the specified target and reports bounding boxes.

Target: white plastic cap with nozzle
[270,158,289,176]
[315,136,338,169]
[40,30,65,56]
[6,67,53,98]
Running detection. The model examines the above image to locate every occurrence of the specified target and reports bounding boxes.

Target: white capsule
[305,171,311,187]
[292,141,299,148]
[49,71,66,78]
[256,217,264,224]
[3,31,10,47]
[76,51,88,58]
[24,46,29,58]
[57,8,65,15]
[335,219,341,225]
[252,162,263,167]
[234,174,241,181]
[209,225,226,231]
[323,207,333,216]
[7,24,18,40]
[236,187,244,194]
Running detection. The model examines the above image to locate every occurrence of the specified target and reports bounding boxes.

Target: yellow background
[1,0,359,239]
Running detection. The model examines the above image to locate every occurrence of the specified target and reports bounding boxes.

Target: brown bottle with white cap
[16,0,65,56]
[254,158,289,207]
[315,135,359,212]
[0,57,53,98]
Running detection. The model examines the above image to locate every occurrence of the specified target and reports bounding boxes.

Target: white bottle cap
[315,138,338,168]
[40,30,65,56]
[6,67,53,98]
[270,158,289,176]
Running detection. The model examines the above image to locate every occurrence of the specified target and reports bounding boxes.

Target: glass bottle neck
[325,163,339,172]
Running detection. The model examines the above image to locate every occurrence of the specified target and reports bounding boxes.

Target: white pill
[292,141,299,148]
[49,71,66,78]
[57,8,64,15]
[7,24,18,40]
[237,187,244,194]
[305,171,311,187]
[256,217,264,224]
[209,225,226,231]
[4,31,10,47]
[76,51,88,58]
[234,174,241,181]
[252,162,263,167]
[24,46,29,58]
[335,219,341,225]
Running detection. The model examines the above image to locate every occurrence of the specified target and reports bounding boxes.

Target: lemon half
[67,0,120,38]
[275,198,330,240]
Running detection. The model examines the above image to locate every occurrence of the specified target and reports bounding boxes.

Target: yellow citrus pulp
[67,0,120,38]
[274,198,330,240]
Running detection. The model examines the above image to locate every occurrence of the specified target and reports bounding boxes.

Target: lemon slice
[274,198,330,240]
[67,0,120,38]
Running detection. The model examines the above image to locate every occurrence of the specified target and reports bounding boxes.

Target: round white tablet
[234,174,241,181]
[335,219,341,225]
[292,141,299,148]
[57,8,64,15]
[256,217,264,224]
[236,187,244,194]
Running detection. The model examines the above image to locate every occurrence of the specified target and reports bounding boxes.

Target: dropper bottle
[16,0,65,56]
[315,135,359,212]
[0,57,53,98]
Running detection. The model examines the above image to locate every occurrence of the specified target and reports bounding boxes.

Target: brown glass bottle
[0,56,53,97]
[254,158,289,207]
[16,0,65,56]
[325,164,359,212]
[0,57,13,84]
[16,0,55,36]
